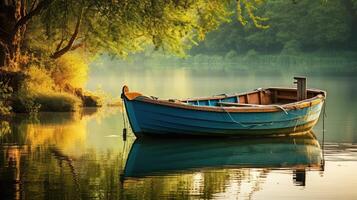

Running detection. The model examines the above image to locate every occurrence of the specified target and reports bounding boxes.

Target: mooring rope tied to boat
[321,98,327,168]
[272,105,289,115]
[221,104,316,129]
[221,106,275,128]
[121,99,129,140]
[121,99,127,128]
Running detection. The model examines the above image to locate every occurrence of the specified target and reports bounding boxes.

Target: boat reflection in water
[123,131,324,186]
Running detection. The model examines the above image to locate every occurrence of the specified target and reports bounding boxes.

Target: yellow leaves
[25,66,55,93]
[53,53,88,88]
[237,0,270,29]
[0,121,11,136]
[237,0,248,26]
[148,0,233,55]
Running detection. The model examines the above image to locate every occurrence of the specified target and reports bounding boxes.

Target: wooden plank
[258,91,262,105]
[276,95,297,100]
[217,102,263,107]
[239,96,246,103]
[272,90,278,103]
[249,93,260,104]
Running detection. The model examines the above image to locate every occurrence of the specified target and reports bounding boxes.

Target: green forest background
[112,0,357,74]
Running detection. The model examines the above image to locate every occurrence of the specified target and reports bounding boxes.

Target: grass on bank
[1,53,102,114]
[12,92,82,113]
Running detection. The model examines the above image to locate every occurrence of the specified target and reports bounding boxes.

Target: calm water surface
[1,67,357,199]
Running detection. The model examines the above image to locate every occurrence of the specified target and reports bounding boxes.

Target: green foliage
[191,0,357,55]
[353,0,357,13]
[10,51,93,113]
[14,86,42,114]
[225,50,238,61]
[281,40,301,55]
[13,88,81,113]
[34,92,81,112]
[21,0,272,61]
[244,49,258,60]
[26,0,238,59]
[10,64,82,113]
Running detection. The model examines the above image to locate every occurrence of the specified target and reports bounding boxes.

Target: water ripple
[323,143,357,161]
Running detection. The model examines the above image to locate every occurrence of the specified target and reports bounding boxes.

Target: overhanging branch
[50,10,83,59]
[12,0,53,36]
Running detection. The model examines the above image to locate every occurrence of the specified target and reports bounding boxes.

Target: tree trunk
[3,41,22,71]
[0,0,52,71]
[0,1,24,71]
[0,47,5,67]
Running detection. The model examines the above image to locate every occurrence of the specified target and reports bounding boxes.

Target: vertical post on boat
[294,76,307,101]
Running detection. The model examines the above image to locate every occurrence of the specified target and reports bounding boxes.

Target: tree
[353,0,357,13]
[0,0,52,70]
[191,0,357,55]
[0,0,268,71]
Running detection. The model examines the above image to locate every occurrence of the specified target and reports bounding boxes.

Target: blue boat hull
[124,98,323,137]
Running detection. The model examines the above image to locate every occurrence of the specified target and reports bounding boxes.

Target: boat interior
[181,88,325,107]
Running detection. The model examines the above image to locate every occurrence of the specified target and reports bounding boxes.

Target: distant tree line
[191,0,357,56]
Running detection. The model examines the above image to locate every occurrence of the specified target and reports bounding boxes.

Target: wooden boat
[123,132,323,178]
[121,77,326,137]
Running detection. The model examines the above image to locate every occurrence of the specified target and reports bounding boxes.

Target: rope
[121,99,127,129]
[221,106,252,128]
[220,106,274,129]
[220,104,314,130]
[121,99,128,141]
[321,98,327,170]
[271,105,289,115]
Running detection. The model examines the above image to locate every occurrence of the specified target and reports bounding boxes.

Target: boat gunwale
[123,87,326,113]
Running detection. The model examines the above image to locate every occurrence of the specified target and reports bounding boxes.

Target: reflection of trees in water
[1,145,271,198]
[121,168,268,199]
[0,145,25,200]
[0,142,317,199]
[0,109,126,199]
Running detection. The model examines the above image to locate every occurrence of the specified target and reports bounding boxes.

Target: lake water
[1,67,357,199]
